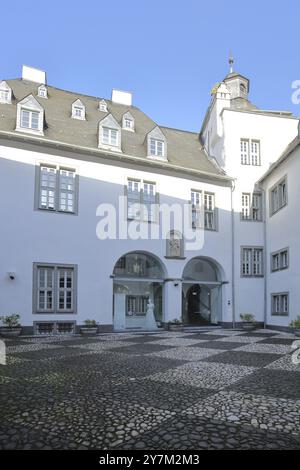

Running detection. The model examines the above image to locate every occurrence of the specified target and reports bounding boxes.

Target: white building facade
[0,64,299,334]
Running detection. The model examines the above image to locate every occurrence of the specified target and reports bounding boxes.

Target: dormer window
[21,109,40,130]
[102,127,118,146]
[0,81,12,104]
[38,85,47,98]
[122,111,135,131]
[147,126,167,160]
[98,114,122,152]
[99,99,108,112]
[125,118,133,128]
[71,99,85,120]
[150,138,164,157]
[16,94,44,135]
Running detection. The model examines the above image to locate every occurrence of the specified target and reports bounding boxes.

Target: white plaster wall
[0,141,233,328]
[221,110,298,324]
[263,146,300,326]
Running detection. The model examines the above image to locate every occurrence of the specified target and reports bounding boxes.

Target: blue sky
[1,0,300,131]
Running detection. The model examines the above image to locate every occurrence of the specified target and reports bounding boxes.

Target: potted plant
[0,314,22,337]
[240,313,256,332]
[80,319,98,336]
[166,318,184,332]
[290,317,300,337]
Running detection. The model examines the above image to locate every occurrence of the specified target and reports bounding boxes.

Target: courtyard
[0,328,300,450]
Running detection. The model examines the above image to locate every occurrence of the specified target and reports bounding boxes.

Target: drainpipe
[263,188,267,329]
[231,179,236,329]
[231,180,236,328]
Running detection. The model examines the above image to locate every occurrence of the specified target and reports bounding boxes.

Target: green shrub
[0,314,21,328]
[290,316,300,328]
[83,319,98,326]
[240,313,256,323]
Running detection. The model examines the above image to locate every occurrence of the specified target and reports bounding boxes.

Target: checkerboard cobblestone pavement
[0,329,300,450]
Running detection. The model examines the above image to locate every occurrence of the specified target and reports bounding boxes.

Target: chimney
[22,65,46,85]
[111,89,132,106]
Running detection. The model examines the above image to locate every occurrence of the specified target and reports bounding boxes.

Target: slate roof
[0,78,228,179]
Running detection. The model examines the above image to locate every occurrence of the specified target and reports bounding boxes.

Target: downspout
[263,188,267,329]
[231,179,236,328]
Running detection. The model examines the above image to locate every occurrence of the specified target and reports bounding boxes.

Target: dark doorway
[186,284,211,325]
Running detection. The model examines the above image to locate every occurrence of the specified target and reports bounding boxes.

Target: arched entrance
[113,252,165,330]
[182,257,222,326]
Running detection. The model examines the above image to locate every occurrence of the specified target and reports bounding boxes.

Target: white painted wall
[262,145,300,327]
[202,90,299,326]
[0,141,233,330]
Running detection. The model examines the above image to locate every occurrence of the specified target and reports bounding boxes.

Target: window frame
[271,248,289,272]
[20,108,41,130]
[0,81,12,103]
[35,163,79,215]
[271,292,289,316]
[241,246,264,278]
[126,178,158,223]
[102,126,119,147]
[190,190,217,231]
[240,138,261,166]
[33,263,77,315]
[269,176,288,216]
[241,191,263,221]
[38,85,48,99]
[149,138,165,157]
[34,321,76,336]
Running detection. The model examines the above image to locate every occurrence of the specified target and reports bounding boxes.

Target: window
[241,192,262,221]
[240,139,261,165]
[150,138,164,157]
[271,248,289,272]
[241,247,263,277]
[35,321,75,335]
[191,190,201,229]
[143,181,156,222]
[34,264,76,314]
[58,268,74,311]
[71,99,85,120]
[0,81,12,103]
[126,295,149,316]
[0,89,9,101]
[270,177,287,215]
[147,126,167,159]
[16,95,44,134]
[21,109,40,130]
[38,165,77,214]
[74,107,83,118]
[204,192,215,230]
[272,293,289,316]
[38,85,47,98]
[99,114,121,151]
[127,179,157,222]
[122,111,135,131]
[102,127,118,146]
[99,100,108,112]
[191,190,216,230]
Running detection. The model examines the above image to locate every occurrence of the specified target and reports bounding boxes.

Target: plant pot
[80,327,98,336]
[241,322,256,332]
[293,328,300,337]
[0,327,22,337]
[167,324,184,332]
